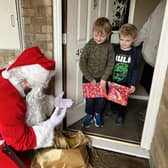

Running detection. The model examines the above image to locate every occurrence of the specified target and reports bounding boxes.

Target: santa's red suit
[0,47,64,168]
[0,72,36,167]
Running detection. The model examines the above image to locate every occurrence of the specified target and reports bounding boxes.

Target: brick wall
[0,50,21,69]
[23,0,55,93]
[22,0,53,59]
[0,0,53,69]
[150,66,168,168]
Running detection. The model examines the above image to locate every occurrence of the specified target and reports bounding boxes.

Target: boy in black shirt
[108,24,141,126]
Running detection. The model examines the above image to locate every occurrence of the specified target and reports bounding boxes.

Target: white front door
[66,0,116,126]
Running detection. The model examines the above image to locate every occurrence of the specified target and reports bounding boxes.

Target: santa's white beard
[25,87,54,126]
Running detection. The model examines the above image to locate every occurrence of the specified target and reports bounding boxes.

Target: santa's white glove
[50,107,67,127]
[54,92,73,108]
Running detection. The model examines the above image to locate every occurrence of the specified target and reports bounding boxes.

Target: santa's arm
[0,103,66,151]
[32,107,66,149]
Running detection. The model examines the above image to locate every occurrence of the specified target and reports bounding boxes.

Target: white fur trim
[4,67,25,85]
[3,71,26,97]
[0,140,4,146]
[6,64,56,89]
[1,70,9,79]
[33,120,55,149]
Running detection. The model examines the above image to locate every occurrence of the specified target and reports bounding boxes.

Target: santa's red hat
[2,46,56,88]
[7,46,55,71]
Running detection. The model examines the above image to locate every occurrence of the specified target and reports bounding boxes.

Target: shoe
[115,115,124,126]
[94,113,104,128]
[82,114,93,128]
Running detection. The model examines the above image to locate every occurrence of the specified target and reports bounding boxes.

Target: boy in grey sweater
[79,17,114,128]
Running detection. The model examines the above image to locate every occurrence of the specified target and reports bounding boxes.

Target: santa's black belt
[2,142,25,168]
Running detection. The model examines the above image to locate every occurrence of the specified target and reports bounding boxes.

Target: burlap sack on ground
[31,130,92,168]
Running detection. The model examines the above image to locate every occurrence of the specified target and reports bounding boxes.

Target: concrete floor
[91,148,149,168]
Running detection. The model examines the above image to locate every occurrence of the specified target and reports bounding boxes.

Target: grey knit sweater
[79,39,114,82]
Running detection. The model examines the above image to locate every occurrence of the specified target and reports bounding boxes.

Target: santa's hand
[54,92,73,108]
[50,107,67,127]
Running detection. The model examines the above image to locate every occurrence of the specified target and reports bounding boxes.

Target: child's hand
[130,86,135,93]
[91,80,96,87]
[108,81,111,87]
[100,80,106,89]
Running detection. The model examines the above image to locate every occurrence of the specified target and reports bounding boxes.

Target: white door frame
[16,0,25,50]
[141,0,168,149]
[53,0,63,95]
[53,0,168,158]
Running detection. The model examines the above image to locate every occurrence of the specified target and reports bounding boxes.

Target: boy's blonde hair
[93,17,112,34]
[119,24,137,39]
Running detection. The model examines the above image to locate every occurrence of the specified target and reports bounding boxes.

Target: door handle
[10,14,15,27]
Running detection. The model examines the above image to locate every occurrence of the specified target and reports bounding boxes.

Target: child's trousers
[111,101,127,117]
[85,98,105,115]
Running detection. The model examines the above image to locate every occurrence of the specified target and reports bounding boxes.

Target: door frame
[53,0,63,95]
[16,0,24,50]
[141,0,168,149]
[53,0,168,158]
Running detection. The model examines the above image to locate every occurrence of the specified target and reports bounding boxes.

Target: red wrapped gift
[83,83,107,98]
[106,82,130,106]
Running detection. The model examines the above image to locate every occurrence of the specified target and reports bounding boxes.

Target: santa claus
[0,46,73,168]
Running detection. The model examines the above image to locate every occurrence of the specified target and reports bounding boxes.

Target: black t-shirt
[112,47,133,85]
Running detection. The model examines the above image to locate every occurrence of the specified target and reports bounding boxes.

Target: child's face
[119,34,135,50]
[93,30,108,44]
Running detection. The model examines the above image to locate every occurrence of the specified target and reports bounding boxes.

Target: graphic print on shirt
[112,53,131,83]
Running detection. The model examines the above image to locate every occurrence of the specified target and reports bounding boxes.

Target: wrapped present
[106,82,130,106]
[31,131,92,168]
[83,83,107,98]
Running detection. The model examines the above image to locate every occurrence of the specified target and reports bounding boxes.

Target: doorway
[64,0,149,144]
[53,0,168,158]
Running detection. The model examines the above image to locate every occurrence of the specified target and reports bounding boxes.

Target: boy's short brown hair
[93,17,112,34]
[119,24,137,39]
